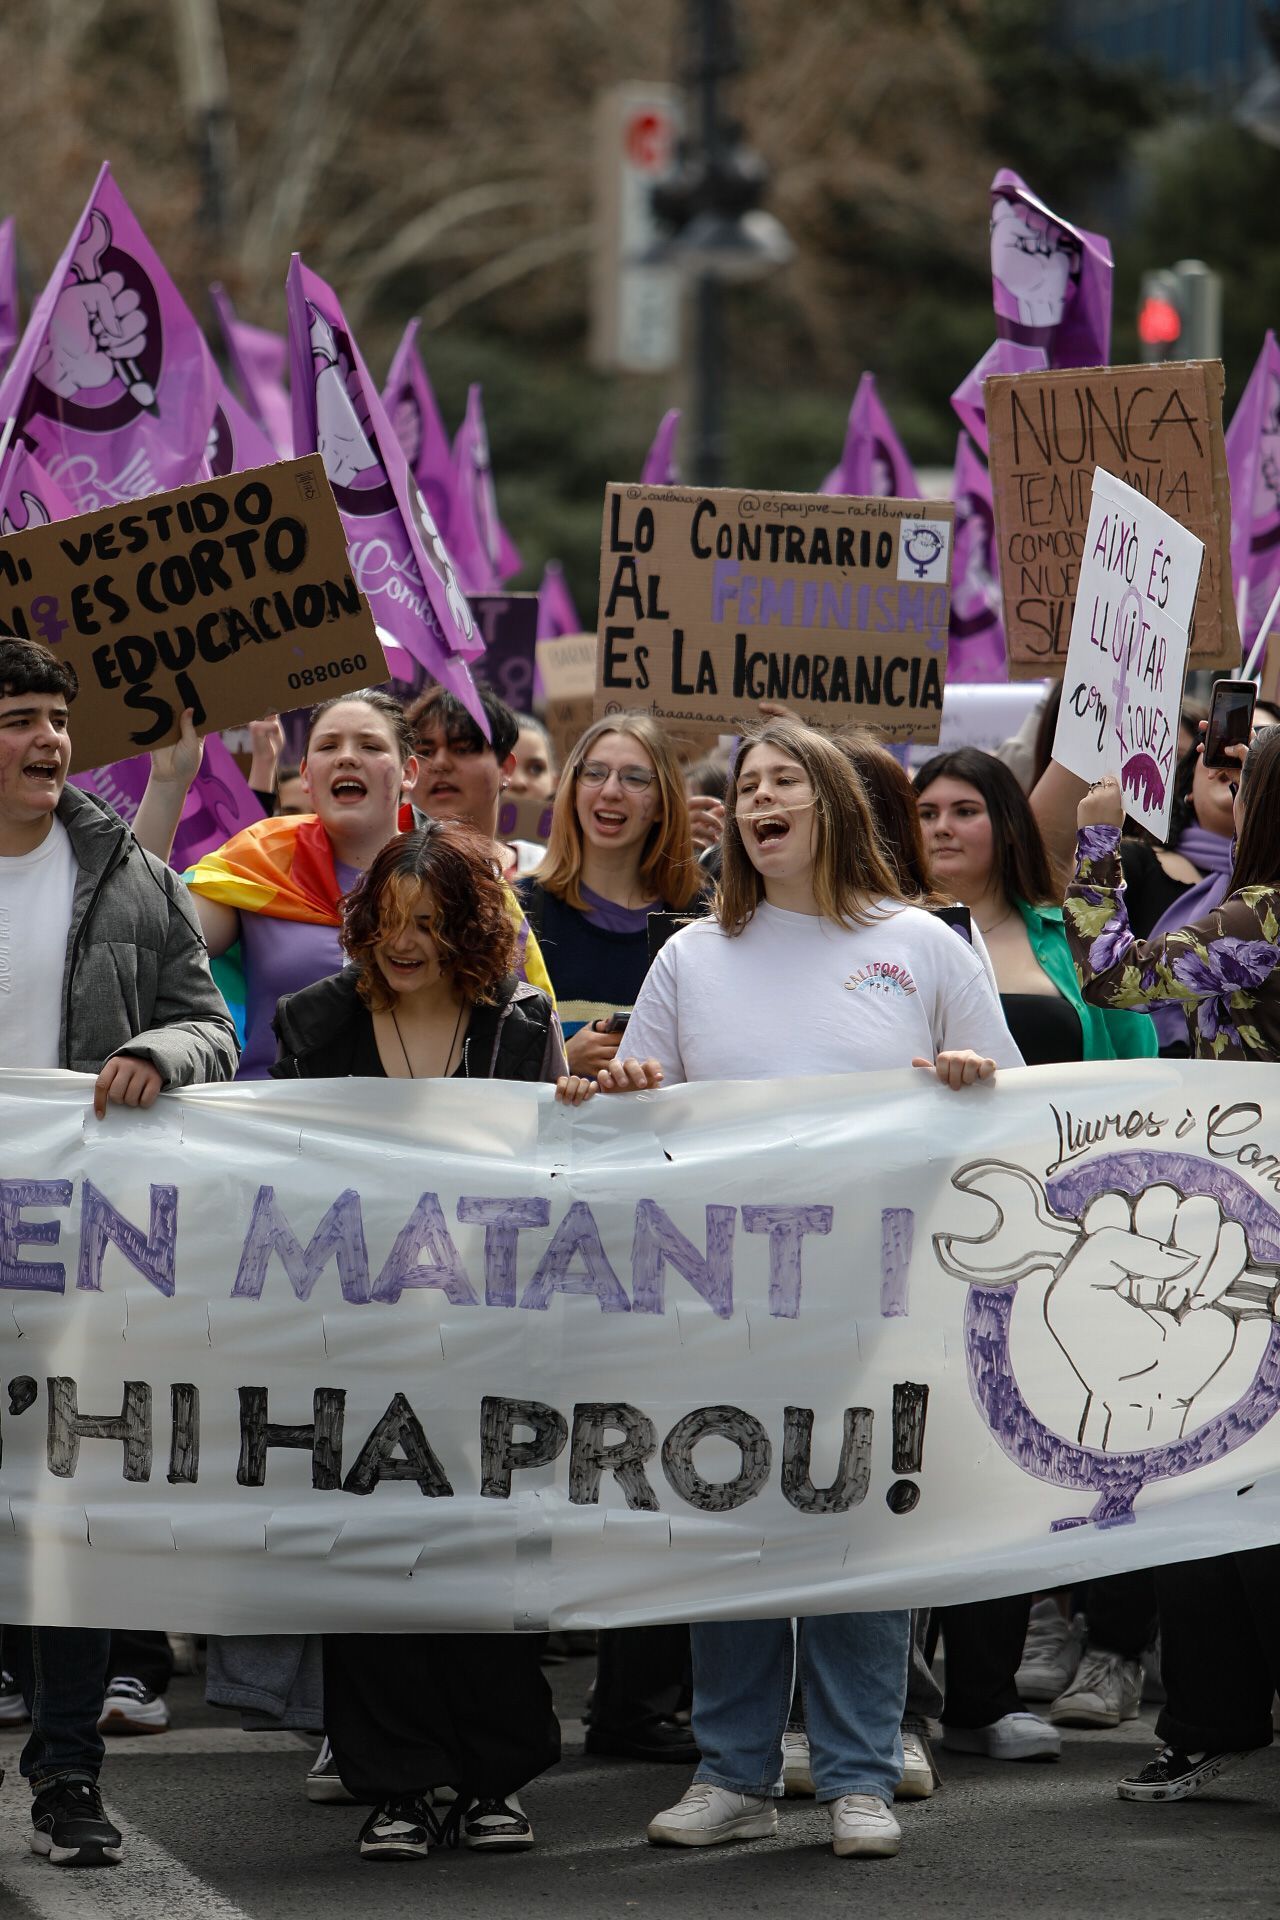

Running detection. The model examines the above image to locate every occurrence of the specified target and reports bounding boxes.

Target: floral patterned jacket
[1065,824,1280,1062]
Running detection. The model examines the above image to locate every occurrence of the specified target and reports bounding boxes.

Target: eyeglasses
[577,761,657,793]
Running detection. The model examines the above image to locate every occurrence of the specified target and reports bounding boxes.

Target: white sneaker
[830,1793,902,1858]
[98,1676,169,1734]
[647,1783,777,1848]
[895,1725,936,1800]
[1049,1648,1142,1729]
[942,1712,1061,1761]
[0,1670,28,1727]
[1016,1599,1085,1702]
[461,1793,534,1851]
[782,1729,814,1797]
[305,1736,356,1803]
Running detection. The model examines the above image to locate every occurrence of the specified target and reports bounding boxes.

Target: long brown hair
[1229,725,1280,894]
[717,719,906,935]
[838,730,942,905]
[913,747,1059,907]
[536,714,699,910]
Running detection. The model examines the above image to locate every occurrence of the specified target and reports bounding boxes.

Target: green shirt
[1015,897,1158,1062]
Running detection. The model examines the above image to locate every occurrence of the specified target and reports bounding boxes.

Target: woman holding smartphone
[593,719,1021,1862]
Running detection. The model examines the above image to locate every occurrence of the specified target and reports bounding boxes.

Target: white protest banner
[4,1062,1280,1633]
[1051,467,1203,839]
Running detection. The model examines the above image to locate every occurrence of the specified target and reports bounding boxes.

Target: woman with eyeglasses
[516,716,703,1082]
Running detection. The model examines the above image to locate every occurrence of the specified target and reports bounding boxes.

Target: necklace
[389,997,467,1079]
[977,906,1014,936]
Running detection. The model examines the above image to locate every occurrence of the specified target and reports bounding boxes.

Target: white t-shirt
[624,899,1024,1084]
[0,817,78,1069]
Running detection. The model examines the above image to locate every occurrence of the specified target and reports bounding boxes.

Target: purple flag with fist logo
[381,318,454,541]
[71,731,263,870]
[641,408,681,485]
[989,168,1112,370]
[210,283,293,458]
[537,559,582,641]
[448,383,521,594]
[286,254,487,731]
[1226,330,1280,658]
[0,164,221,512]
[948,430,1009,683]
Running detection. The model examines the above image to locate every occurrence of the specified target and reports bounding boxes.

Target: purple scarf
[1148,827,1235,1048]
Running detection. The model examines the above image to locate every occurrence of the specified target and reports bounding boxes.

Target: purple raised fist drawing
[310,307,378,489]
[36,211,151,403]
[990,198,1075,329]
[1043,1188,1245,1451]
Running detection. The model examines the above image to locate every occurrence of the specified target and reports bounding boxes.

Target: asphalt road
[0,1658,1277,1920]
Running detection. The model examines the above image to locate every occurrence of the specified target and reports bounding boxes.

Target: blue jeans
[691,1612,909,1805]
[1,1627,109,1787]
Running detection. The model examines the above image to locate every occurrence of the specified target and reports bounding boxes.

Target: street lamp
[645,0,794,485]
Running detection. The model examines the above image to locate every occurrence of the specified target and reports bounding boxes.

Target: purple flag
[989,168,1112,370]
[537,559,582,640]
[0,442,75,535]
[203,380,279,480]
[381,319,454,538]
[1226,330,1280,656]
[286,254,488,731]
[448,384,521,594]
[948,432,1009,684]
[951,339,1049,457]
[0,218,18,375]
[72,731,263,870]
[641,408,681,485]
[210,283,292,457]
[0,164,220,511]
[821,372,918,497]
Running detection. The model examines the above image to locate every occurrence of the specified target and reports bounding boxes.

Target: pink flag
[0,218,18,375]
[381,319,454,537]
[0,164,220,511]
[641,408,681,485]
[72,731,263,870]
[448,384,521,594]
[210,283,292,457]
[537,559,582,640]
[948,432,1009,684]
[951,339,1048,457]
[989,169,1112,370]
[821,373,918,497]
[0,442,76,536]
[1226,330,1280,658]
[286,254,488,730]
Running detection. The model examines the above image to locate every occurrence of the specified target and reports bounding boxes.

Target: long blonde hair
[536,714,700,910]
[717,719,907,935]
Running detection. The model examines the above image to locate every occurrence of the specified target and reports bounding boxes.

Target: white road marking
[0,1797,253,1920]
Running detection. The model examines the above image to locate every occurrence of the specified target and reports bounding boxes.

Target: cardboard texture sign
[595,484,955,742]
[0,456,386,771]
[535,630,597,768]
[1051,467,1203,840]
[986,359,1237,679]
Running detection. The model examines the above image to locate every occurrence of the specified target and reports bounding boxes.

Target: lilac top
[579,883,660,936]
[237,859,361,1078]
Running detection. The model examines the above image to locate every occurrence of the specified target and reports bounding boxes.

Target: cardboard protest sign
[536,630,597,768]
[1051,468,1202,839]
[497,790,554,845]
[470,592,538,715]
[987,360,1237,678]
[0,456,386,772]
[596,484,954,742]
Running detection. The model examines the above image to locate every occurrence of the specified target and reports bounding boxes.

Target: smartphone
[599,1012,629,1034]
[931,904,974,944]
[1203,679,1256,768]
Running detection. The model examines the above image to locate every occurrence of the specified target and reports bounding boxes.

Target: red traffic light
[1138,295,1182,347]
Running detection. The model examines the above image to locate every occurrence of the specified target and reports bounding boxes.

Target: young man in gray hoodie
[0,635,237,1865]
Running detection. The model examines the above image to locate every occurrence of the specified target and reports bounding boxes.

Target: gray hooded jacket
[52,784,238,1084]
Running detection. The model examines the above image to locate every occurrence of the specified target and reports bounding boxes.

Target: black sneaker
[358,1797,434,1861]
[1117,1746,1243,1803]
[30,1774,122,1866]
[462,1794,535,1851]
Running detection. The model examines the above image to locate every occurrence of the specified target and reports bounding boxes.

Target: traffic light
[1137,260,1222,362]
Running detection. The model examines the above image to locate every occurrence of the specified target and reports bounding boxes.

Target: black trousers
[940,1594,1030,1728]
[1156,1548,1280,1754]
[323,1632,560,1803]
[591,1626,690,1730]
[107,1629,173,1694]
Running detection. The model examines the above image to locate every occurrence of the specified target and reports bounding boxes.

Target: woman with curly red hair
[271,820,590,1864]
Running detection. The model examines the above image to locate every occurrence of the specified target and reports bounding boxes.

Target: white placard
[5,1064,1280,1631]
[1052,467,1204,838]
